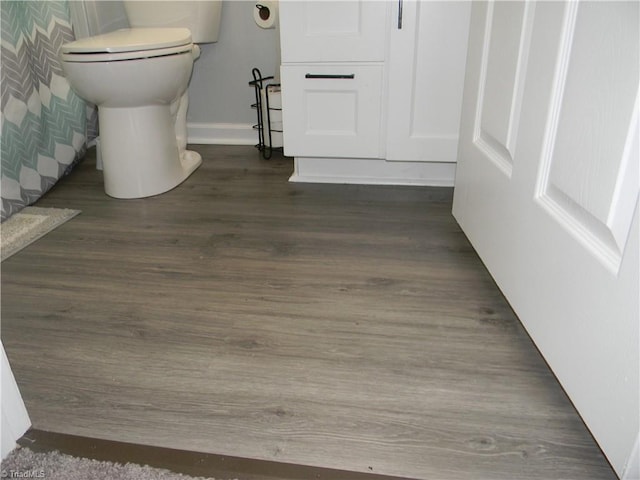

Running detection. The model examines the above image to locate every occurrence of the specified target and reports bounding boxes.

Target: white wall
[1,342,30,459]
[187,0,280,144]
[623,434,639,480]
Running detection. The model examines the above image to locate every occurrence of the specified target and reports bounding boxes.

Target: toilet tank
[123,1,222,43]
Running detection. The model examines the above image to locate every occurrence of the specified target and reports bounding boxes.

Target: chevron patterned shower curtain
[1,1,96,221]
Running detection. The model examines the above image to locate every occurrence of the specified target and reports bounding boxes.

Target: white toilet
[60,1,222,199]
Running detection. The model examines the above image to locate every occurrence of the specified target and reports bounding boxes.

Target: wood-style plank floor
[1,145,615,480]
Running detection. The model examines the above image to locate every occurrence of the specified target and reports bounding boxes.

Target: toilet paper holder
[254,1,278,30]
[255,3,270,21]
[249,67,283,160]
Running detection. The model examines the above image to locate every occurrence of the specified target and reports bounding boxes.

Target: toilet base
[179,149,203,185]
[98,104,201,199]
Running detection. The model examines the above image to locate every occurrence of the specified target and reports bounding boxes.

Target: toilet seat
[60,28,193,63]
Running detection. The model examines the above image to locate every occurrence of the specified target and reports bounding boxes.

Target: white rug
[1,447,221,480]
[1,207,81,261]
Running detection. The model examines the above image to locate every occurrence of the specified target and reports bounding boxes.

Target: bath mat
[1,447,220,480]
[1,207,81,261]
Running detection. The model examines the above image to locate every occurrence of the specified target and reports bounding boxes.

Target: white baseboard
[187,122,257,145]
[290,157,456,187]
[185,129,457,187]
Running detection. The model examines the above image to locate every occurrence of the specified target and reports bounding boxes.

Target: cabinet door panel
[281,65,383,158]
[279,1,388,62]
[386,1,471,162]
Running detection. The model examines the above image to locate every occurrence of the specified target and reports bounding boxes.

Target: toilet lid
[61,28,192,54]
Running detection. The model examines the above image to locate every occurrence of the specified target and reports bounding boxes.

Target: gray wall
[187,1,280,126]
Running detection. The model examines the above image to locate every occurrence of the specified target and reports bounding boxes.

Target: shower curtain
[0,1,97,221]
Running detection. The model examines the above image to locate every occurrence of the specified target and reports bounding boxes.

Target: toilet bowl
[61,28,201,199]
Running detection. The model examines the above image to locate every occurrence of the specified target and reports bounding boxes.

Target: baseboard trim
[290,157,456,187]
[187,122,257,145]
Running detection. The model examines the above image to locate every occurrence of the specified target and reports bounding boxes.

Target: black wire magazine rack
[249,68,282,160]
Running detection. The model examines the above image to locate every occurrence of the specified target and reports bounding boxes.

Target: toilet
[60,1,222,199]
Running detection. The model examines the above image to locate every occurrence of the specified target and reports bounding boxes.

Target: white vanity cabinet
[278,1,388,63]
[386,1,471,163]
[279,1,472,185]
[279,1,388,159]
[280,65,384,158]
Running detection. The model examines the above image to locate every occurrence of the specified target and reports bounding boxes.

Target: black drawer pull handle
[305,74,355,79]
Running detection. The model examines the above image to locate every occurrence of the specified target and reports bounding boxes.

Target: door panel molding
[473,1,535,177]
[535,2,640,273]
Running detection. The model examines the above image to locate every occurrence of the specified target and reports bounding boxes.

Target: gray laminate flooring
[1,145,616,480]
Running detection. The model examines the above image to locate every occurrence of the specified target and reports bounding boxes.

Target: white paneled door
[453,1,639,477]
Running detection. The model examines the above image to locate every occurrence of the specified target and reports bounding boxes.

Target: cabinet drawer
[279,1,388,62]
[281,65,383,158]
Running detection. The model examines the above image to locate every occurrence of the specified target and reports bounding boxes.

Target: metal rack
[249,67,282,160]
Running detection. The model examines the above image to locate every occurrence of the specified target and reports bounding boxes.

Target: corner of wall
[622,433,640,480]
